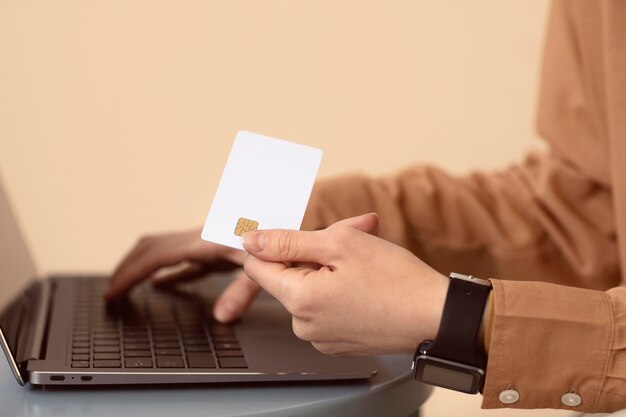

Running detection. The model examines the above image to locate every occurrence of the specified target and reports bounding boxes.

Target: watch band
[425,273,491,369]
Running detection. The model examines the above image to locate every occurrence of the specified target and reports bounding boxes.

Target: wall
[0,0,548,273]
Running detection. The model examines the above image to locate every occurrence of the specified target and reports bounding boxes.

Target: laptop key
[123,331,149,338]
[72,341,90,348]
[215,342,240,350]
[216,349,244,358]
[181,330,205,338]
[179,323,203,330]
[185,345,211,352]
[94,333,119,340]
[94,346,120,353]
[219,357,248,368]
[155,349,181,356]
[154,341,179,349]
[156,356,185,368]
[93,360,121,368]
[93,327,118,333]
[124,350,152,358]
[122,337,149,344]
[152,335,178,342]
[72,335,90,342]
[123,325,148,331]
[186,353,216,369]
[93,332,118,339]
[71,361,90,368]
[94,339,120,347]
[212,335,238,343]
[72,354,90,361]
[183,338,208,346]
[124,343,150,350]
[152,331,177,338]
[73,348,90,354]
[94,353,121,360]
[93,324,117,331]
[125,358,153,368]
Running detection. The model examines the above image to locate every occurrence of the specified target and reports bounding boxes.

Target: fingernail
[242,231,266,252]
[214,300,238,323]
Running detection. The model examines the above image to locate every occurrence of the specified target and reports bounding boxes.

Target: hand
[242,213,449,356]
[105,229,261,323]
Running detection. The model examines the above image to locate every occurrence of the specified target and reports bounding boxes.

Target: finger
[328,213,379,234]
[242,229,336,265]
[108,232,197,297]
[108,237,154,289]
[212,272,261,323]
[107,229,242,299]
[106,242,197,299]
[241,213,379,264]
[243,255,306,306]
[150,261,209,286]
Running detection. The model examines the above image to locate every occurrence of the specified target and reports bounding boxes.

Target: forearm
[304,152,620,289]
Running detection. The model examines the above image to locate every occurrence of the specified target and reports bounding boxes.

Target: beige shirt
[301,0,626,412]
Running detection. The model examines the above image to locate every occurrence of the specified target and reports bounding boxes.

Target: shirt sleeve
[302,151,625,411]
[303,151,620,289]
[482,280,626,413]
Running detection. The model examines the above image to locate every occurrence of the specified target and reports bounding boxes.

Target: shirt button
[499,389,520,404]
[561,393,582,407]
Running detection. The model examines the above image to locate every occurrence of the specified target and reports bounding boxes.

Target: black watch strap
[426,273,491,369]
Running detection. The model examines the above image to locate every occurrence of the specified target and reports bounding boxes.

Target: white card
[201,131,323,250]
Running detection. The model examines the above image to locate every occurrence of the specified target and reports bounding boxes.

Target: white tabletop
[0,353,431,417]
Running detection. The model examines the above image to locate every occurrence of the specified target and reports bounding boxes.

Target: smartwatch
[412,272,492,394]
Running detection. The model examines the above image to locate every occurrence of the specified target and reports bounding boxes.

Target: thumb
[241,213,379,264]
[242,229,335,264]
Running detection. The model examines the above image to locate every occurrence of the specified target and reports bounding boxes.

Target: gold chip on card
[234,218,259,236]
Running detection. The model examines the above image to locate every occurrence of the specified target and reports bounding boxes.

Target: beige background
[0,1,571,415]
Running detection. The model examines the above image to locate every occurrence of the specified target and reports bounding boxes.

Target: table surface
[0,353,432,417]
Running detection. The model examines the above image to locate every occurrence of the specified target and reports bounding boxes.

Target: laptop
[0,175,377,386]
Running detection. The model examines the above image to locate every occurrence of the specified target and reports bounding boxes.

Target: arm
[241,211,626,412]
[304,151,620,289]
[301,152,625,412]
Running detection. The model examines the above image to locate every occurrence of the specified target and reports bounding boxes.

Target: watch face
[415,356,483,394]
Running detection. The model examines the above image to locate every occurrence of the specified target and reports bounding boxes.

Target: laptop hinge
[11,280,53,364]
[24,279,52,362]
[0,325,26,385]
[0,279,54,386]
[0,280,40,385]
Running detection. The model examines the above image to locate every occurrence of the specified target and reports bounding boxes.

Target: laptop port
[81,376,92,382]
[50,375,65,381]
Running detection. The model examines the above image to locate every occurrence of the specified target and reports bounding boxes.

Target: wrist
[425,273,450,341]
[412,273,492,394]
[403,270,449,354]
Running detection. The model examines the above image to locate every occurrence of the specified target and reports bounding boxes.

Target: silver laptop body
[0,175,377,386]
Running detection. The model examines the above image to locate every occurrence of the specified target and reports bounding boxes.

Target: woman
[106,0,626,412]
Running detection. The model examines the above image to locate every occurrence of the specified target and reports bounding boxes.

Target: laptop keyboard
[70,279,247,369]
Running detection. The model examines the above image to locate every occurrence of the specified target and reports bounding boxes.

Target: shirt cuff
[481,279,613,412]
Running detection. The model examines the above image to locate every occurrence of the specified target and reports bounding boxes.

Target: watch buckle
[449,272,491,287]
